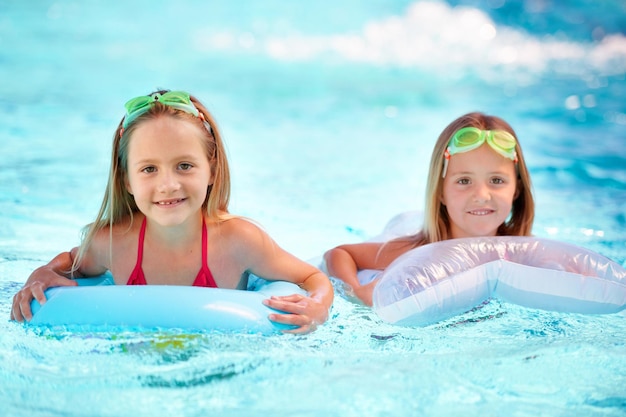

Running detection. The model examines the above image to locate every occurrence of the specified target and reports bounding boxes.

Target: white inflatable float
[372,236,626,326]
[29,274,306,334]
[330,212,626,326]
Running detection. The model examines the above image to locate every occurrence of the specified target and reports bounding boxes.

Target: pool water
[1,1,625,416]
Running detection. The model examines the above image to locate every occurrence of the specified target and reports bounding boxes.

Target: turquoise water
[1,1,626,416]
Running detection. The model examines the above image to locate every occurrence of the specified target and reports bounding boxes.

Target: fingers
[9,299,19,322]
[263,294,324,334]
[268,293,307,303]
[11,287,35,322]
[31,282,48,306]
[52,276,79,288]
[11,282,47,322]
[268,311,317,335]
[282,323,316,335]
[10,277,77,323]
[262,295,306,315]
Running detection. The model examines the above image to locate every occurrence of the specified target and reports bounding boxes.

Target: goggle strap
[120,91,211,134]
[442,148,451,178]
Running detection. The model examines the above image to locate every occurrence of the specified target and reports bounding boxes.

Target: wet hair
[404,112,534,247]
[72,90,231,274]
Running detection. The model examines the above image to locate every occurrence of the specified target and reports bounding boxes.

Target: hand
[10,268,77,322]
[263,293,330,334]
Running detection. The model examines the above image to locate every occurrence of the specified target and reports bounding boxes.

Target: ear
[513,179,521,200]
[207,162,216,186]
[125,174,133,195]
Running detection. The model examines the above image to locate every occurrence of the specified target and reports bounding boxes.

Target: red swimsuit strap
[196,216,218,288]
[127,218,148,285]
[136,217,147,265]
[202,216,208,267]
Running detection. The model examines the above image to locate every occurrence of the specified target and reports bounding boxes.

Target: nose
[157,171,181,193]
[473,183,491,203]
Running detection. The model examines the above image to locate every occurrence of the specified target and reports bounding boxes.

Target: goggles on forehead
[442,127,518,178]
[122,91,201,129]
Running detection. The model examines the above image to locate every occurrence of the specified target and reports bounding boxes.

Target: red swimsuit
[126,217,218,287]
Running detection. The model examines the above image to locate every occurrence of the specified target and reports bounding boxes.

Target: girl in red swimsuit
[11,90,333,333]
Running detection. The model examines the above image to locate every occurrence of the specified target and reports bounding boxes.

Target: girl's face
[441,143,517,239]
[125,116,212,227]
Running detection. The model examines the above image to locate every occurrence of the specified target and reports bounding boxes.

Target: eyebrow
[131,154,204,166]
[448,169,515,177]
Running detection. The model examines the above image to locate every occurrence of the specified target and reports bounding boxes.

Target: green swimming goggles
[442,127,518,178]
[122,91,200,129]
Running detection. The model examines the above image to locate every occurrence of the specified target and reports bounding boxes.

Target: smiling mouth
[468,209,494,216]
[155,198,186,205]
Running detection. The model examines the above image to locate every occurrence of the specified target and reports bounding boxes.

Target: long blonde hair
[72,90,231,274]
[407,112,534,247]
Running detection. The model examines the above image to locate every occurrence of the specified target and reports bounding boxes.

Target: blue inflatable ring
[29,275,306,334]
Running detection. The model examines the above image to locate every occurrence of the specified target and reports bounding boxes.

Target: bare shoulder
[380,237,417,260]
[207,216,288,276]
[87,217,140,266]
[92,217,138,242]
[213,216,271,246]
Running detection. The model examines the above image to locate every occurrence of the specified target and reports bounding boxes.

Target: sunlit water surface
[1,1,625,416]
